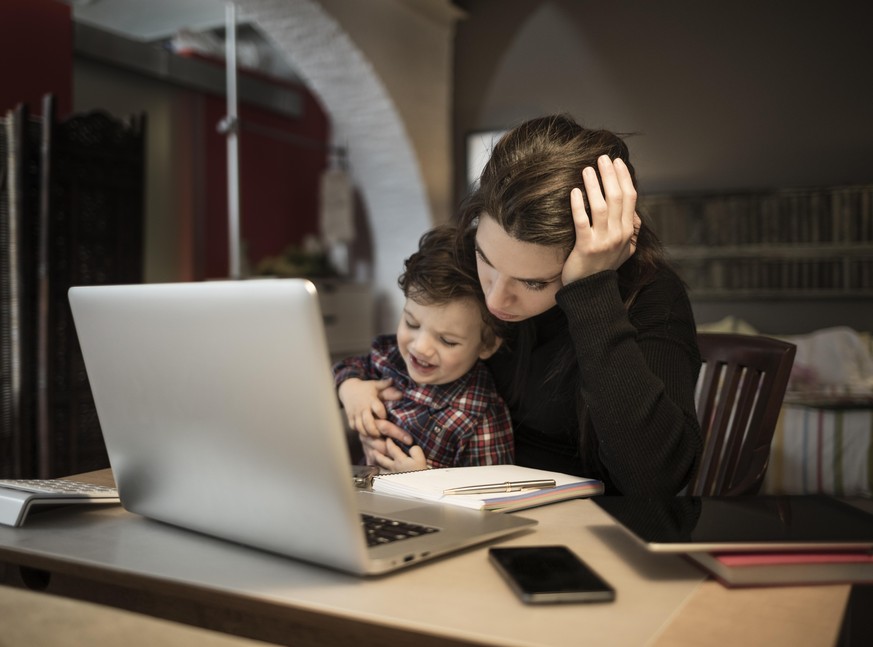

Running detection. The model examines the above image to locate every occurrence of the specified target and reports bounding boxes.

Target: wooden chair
[690,333,797,496]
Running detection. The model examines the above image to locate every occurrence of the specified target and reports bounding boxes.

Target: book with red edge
[686,550,873,588]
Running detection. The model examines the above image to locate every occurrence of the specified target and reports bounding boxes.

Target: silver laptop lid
[70,279,536,575]
[69,279,372,572]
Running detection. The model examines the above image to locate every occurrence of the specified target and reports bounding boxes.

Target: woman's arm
[556,270,701,496]
[554,156,700,495]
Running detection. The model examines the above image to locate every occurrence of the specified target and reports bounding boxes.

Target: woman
[354,114,702,495]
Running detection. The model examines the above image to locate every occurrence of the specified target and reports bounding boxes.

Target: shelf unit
[643,184,873,299]
[2,98,144,478]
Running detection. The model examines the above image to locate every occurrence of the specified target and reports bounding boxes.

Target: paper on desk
[372,465,603,512]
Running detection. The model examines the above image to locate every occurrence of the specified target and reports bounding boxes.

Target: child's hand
[373,438,427,473]
[338,377,393,437]
[358,418,415,467]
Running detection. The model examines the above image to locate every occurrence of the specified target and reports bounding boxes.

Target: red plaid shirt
[333,334,514,468]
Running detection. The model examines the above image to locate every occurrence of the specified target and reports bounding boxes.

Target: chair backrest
[690,333,796,496]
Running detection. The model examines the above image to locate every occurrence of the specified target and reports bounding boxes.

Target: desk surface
[1,584,267,647]
[0,470,853,647]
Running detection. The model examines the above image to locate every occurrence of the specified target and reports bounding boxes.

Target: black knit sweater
[486,268,702,495]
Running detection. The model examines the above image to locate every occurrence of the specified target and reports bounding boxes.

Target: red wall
[202,86,329,279]
[0,0,72,117]
[0,2,327,280]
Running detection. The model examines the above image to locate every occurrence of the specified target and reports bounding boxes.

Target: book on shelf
[685,550,873,588]
[371,465,603,513]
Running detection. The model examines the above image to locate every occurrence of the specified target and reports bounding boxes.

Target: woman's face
[474,214,566,322]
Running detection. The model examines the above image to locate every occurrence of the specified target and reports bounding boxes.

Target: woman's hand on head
[562,155,642,285]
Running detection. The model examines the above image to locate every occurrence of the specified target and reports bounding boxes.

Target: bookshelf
[1,98,144,479]
[644,185,873,299]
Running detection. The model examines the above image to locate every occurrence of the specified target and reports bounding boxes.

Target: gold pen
[442,479,556,495]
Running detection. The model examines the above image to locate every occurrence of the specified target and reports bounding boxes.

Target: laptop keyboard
[0,479,119,498]
[361,513,439,547]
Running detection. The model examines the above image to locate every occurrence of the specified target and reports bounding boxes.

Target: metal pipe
[224,2,241,279]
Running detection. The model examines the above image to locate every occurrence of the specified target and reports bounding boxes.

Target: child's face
[396,296,497,386]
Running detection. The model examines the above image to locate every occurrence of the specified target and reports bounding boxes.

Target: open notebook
[68,279,535,575]
[373,465,604,512]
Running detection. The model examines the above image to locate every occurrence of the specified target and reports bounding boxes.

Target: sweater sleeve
[555,270,702,496]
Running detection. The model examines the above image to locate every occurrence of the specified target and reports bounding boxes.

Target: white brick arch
[234,0,432,331]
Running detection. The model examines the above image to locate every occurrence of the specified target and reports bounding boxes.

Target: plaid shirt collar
[372,336,489,415]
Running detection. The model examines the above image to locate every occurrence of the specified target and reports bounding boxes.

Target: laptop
[593,495,873,553]
[68,279,535,575]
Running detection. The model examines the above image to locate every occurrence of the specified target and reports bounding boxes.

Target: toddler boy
[333,226,513,472]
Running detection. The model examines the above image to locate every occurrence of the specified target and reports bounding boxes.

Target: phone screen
[488,545,615,604]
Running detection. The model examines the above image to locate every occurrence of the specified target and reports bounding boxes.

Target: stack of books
[685,550,873,588]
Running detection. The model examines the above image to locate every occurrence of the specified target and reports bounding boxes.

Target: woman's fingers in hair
[579,156,618,233]
[585,156,637,246]
[630,212,642,255]
[595,156,637,230]
[612,158,638,242]
[581,165,606,227]
[564,156,639,282]
[569,186,591,235]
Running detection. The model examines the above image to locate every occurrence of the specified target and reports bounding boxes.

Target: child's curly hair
[398,225,502,350]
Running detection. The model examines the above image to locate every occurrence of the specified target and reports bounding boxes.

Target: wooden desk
[0,471,853,647]
[0,585,267,647]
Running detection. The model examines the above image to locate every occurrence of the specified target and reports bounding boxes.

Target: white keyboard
[0,479,120,527]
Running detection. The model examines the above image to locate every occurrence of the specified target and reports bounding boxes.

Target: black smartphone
[488,545,616,604]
